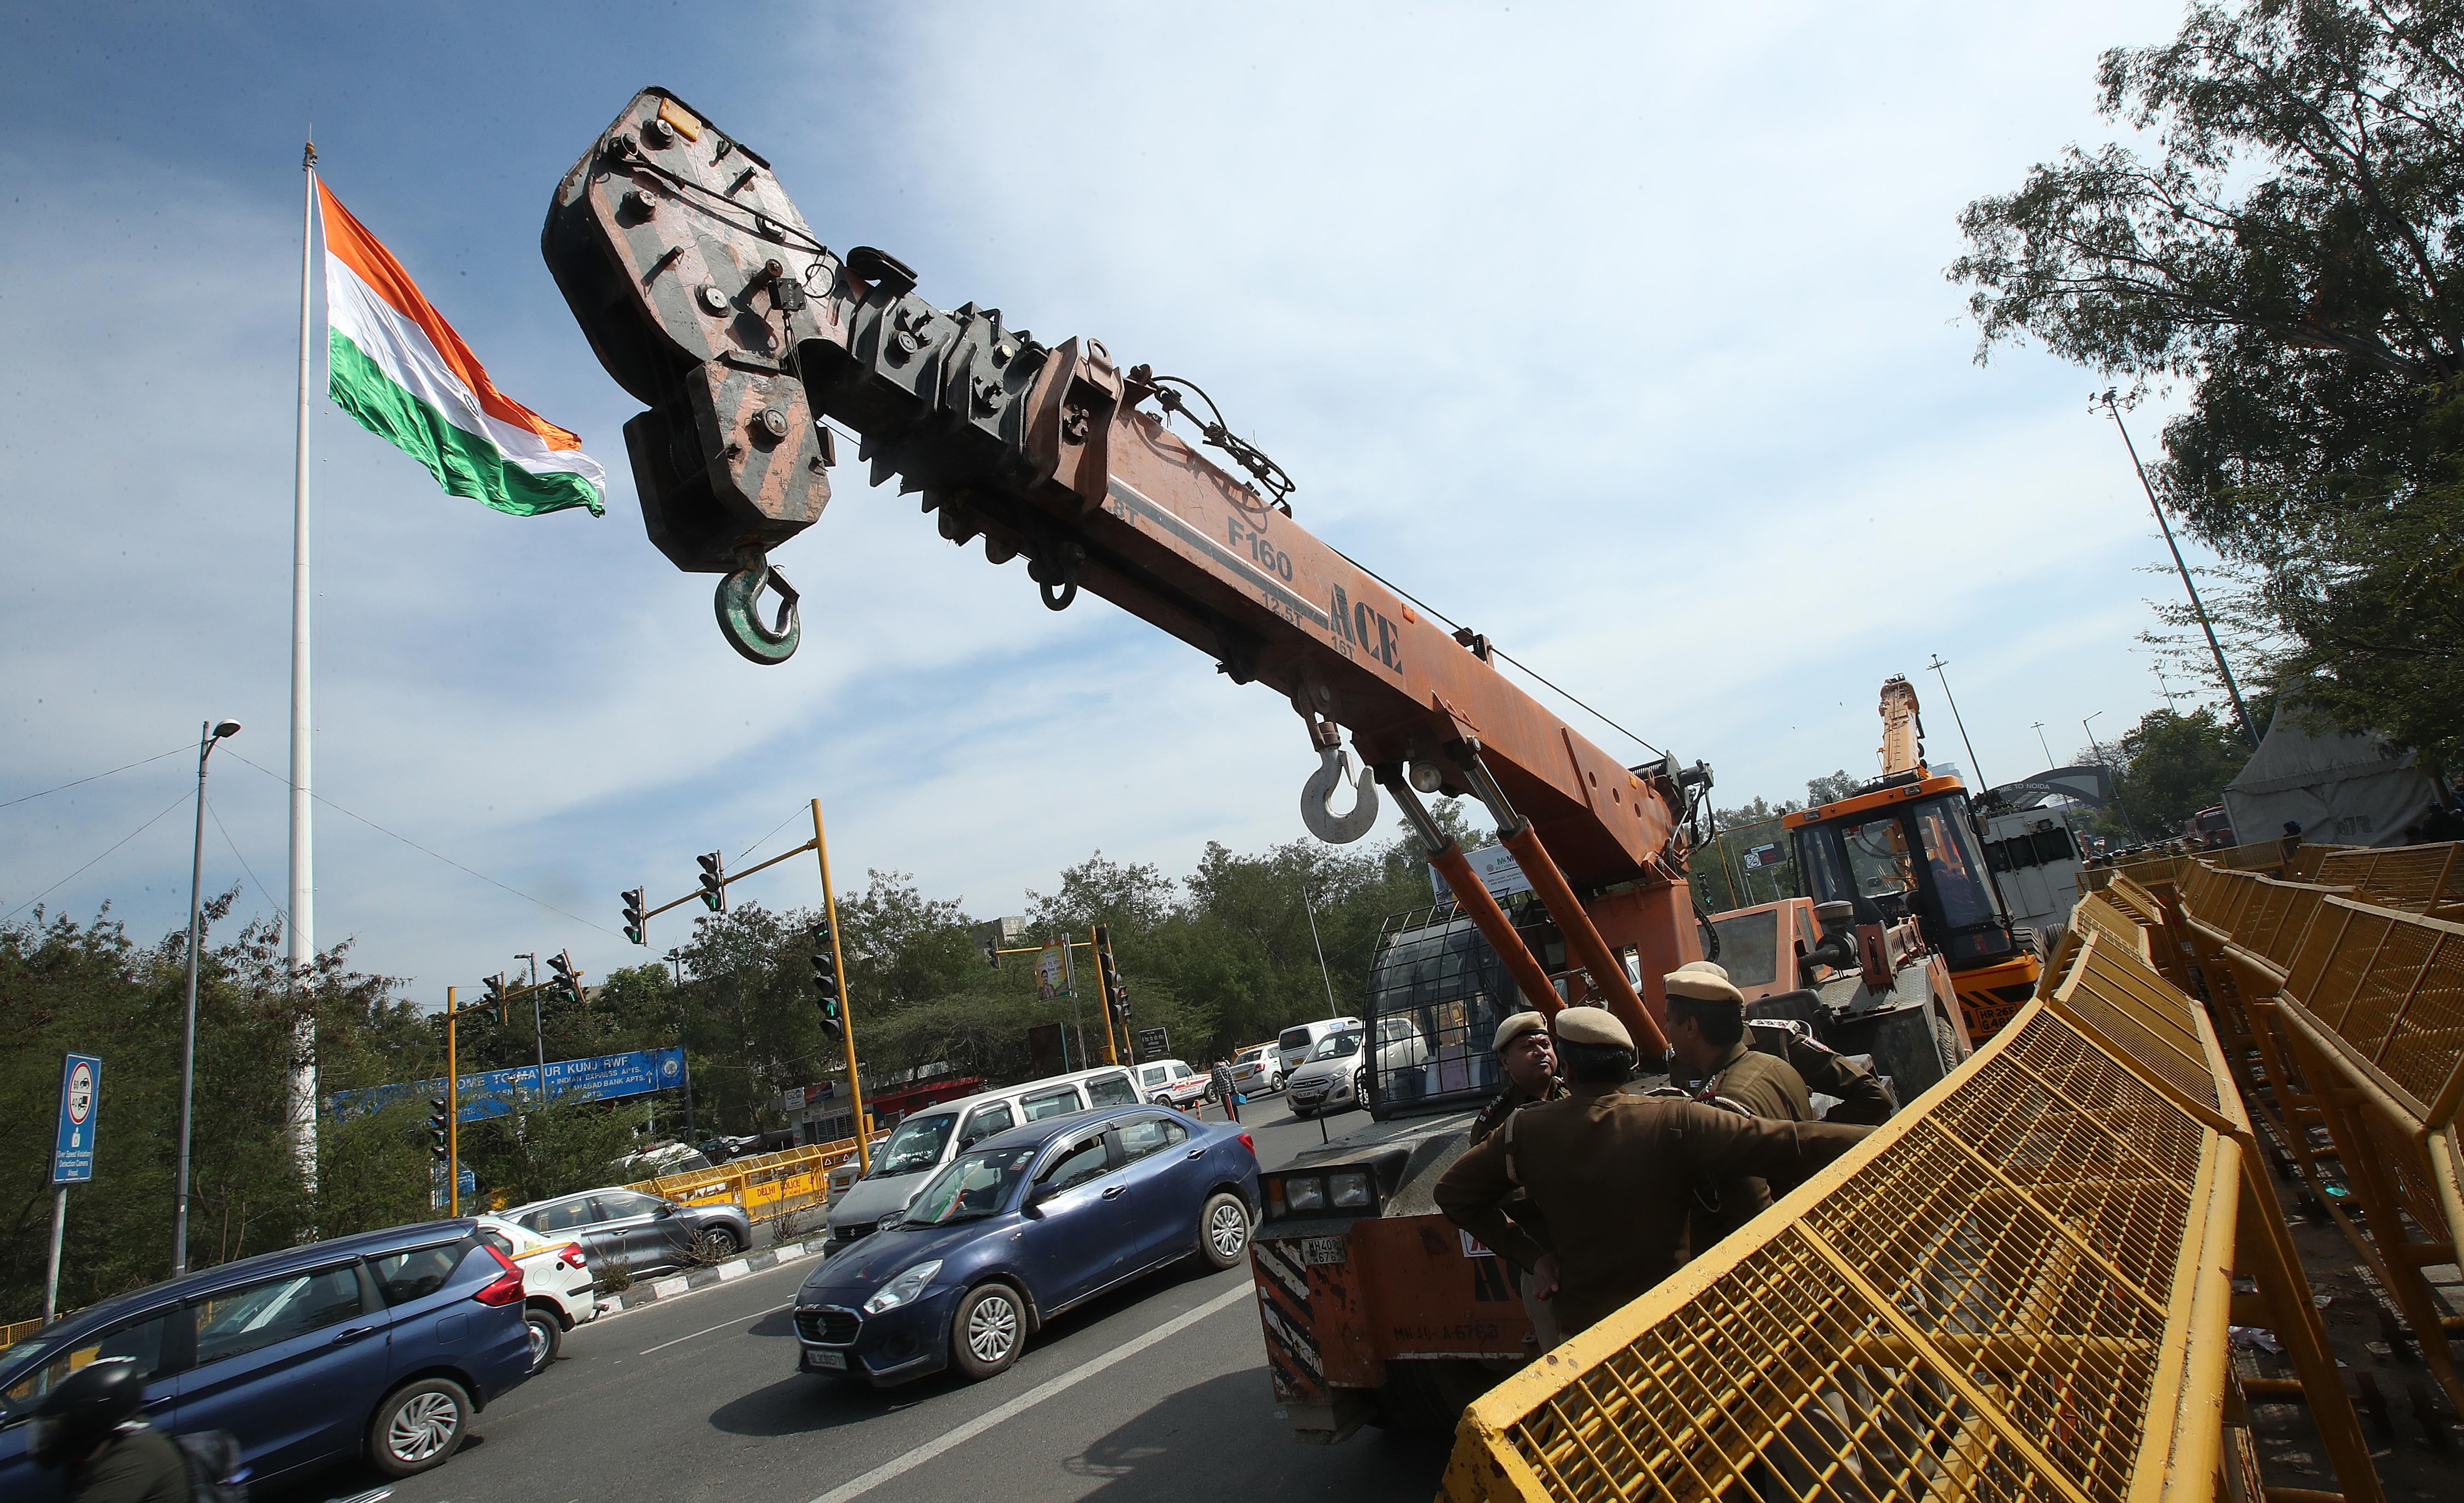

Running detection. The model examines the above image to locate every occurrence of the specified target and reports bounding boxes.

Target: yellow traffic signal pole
[1090,926,1118,1064]
[811,799,871,1174]
[445,986,459,1218]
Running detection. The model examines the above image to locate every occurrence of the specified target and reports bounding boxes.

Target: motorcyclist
[29,1358,190,1503]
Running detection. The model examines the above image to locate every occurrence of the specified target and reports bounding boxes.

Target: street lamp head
[211,720,241,740]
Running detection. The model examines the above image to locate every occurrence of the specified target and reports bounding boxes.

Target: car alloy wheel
[694,1226,741,1262]
[951,1283,1024,1380]
[1354,1067,1369,1102]
[367,1377,470,1477]
[1205,1195,1250,1265]
[967,1292,1019,1364]
[524,1308,562,1371]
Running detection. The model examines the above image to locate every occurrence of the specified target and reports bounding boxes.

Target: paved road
[273,1092,1451,1503]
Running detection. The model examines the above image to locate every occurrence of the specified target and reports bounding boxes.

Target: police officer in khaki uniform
[1470,1011,1565,1146]
[1676,960,1895,1126]
[1665,968,1812,1249]
[1435,1006,1874,1337]
[1466,1011,1567,1346]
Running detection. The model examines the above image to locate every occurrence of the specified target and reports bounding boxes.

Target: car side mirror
[1025,1181,1059,1211]
[654,1203,676,1218]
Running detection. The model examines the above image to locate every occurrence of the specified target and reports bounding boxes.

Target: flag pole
[288,141,320,1187]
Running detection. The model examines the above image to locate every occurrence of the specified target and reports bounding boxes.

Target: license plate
[1299,1235,1348,1266]
[805,1349,847,1370]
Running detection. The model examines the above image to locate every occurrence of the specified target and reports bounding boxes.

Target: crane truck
[537,88,1964,1442]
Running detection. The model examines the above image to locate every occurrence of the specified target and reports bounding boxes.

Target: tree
[2078,705,2261,836]
[1953,0,2464,775]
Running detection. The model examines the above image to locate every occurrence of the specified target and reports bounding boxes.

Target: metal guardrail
[1435,892,2379,1503]
[2175,857,2464,1417]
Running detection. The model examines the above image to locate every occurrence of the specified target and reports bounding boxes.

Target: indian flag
[320,181,604,517]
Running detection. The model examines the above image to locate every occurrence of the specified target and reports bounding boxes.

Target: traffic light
[697,852,726,912]
[482,973,511,1024]
[810,920,844,1044]
[427,1097,450,1161]
[548,950,582,1002]
[622,888,647,945]
[1094,925,1130,1025]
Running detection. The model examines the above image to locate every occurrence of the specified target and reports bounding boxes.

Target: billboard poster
[328,1046,686,1123]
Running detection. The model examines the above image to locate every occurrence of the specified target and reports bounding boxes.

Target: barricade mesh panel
[1451,953,2209,1503]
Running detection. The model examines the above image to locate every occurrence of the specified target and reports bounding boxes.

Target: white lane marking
[802,1281,1254,1503]
[640,1301,795,1355]
[586,1247,831,1328]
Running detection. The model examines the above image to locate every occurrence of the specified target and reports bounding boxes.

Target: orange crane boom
[542,89,1703,1044]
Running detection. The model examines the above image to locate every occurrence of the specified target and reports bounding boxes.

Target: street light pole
[1924,654,1989,793]
[2083,712,2143,845]
[2097,393,2261,749]
[2032,721,2055,770]
[173,718,240,1278]
[1298,878,1340,1017]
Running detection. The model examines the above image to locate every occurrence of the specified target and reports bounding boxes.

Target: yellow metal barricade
[1436,897,2378,1503]
[2305,841,2464,920]
[624,1132,883,1229]
[2179,862,2464,1413]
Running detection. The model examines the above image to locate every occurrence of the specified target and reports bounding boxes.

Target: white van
[1276,1016,1362,1078]
[822,1063,1141,1248]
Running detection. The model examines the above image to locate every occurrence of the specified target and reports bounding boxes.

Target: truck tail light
[473,1243,526,1306]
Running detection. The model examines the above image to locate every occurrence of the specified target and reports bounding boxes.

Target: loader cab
[1785,775,2022,973]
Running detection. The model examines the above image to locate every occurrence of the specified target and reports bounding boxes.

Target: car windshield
[870,1113,958,1177]
[1309,1032,1362,1061]
[901,1146,1039,1227]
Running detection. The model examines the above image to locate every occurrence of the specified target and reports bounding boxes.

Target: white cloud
[3,1,2222,996]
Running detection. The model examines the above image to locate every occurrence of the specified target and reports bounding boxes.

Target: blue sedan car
[0,1220,534,1500]
[793,1106,1258,1386]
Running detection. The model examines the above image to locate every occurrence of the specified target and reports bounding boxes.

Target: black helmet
[29,1357,145,1468]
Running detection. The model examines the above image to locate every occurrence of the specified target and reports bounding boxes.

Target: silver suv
[503,1188,752,1278]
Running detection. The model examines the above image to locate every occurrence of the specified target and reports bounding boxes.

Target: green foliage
[1953,0,2464,775]
[0,896,427,1321]
[1,805,1517,1323]
[2072,704,2263,839]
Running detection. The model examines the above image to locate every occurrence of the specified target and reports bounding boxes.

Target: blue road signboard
[329,1047,686,1124]
[53,1053,101,1184]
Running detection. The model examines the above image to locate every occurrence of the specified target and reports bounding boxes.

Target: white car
[1230,1044,1283,1095]
[1275,1016,1362,1078]
[471,1213,600,1372]
[1134,1058,1211,1110]
[1285,1017,1429,1119]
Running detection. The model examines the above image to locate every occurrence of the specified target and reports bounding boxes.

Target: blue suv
[793,1106,1259,1386]
[0,1219,534,1499]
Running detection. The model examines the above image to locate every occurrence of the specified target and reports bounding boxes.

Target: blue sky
[1,1,2208,1002]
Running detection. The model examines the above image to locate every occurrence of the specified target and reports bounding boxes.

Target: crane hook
[714,559,801,665]
[1300,743,1380,844]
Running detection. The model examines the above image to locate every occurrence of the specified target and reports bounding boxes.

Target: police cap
[1676,959,1731,983]
[1492,1011,1549,1054]
[1554,1005,1632,1049]
[1663,970,1746,1007]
